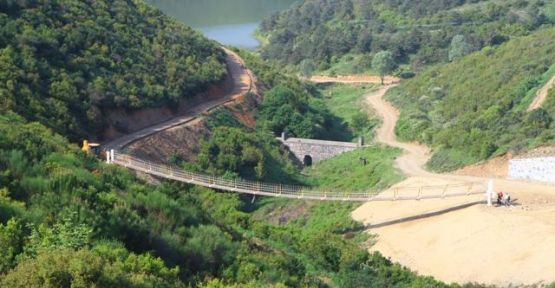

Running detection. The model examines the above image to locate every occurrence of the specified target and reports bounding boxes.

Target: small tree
[299,59,315,78]
[448,34,473,61]
[372,51,396,85]
[351,111,370,135]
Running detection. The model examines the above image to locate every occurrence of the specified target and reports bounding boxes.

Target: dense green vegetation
[5,0,552,286]
[0,0,454,279]
[0,111,469,287]
[195,122,299,183]
[386,27,555,171]
[259,0,553,72]
[236,49,347,140]
[0,0,226,140]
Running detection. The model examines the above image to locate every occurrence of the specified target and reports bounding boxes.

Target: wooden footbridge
[108,150,486,202]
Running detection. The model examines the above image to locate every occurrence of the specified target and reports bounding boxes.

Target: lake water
[146,0,297,48]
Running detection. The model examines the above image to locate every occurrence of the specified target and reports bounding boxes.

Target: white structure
[508,156,555,185]
[486,179,494,206]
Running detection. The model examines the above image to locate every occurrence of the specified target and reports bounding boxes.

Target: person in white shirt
[503,192,511,206]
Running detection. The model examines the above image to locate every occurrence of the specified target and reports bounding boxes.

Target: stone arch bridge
[277,133,363,165]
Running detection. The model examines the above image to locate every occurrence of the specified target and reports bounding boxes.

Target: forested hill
[386,27,555,171]
[259,0,554,68]
[0,0,226,140]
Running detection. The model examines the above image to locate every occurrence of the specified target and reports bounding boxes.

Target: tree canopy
[372,51,396,84]
[0,0,226,140]
[259,0,553,71]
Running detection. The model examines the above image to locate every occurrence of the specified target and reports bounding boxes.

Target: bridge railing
[111,151,485,202]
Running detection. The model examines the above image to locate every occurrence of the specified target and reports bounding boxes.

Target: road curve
[365,85,434,177]
[362,84,555,195]
[102,48,253,151]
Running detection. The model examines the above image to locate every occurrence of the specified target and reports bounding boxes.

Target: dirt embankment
[111,48,260,162]
[101,53,238,142]
[453,154,510,178]
[102,83,231,141]
[126,100,258,163]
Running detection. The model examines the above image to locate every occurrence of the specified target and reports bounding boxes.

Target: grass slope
[316,83,378,141]
[302,146,403,192]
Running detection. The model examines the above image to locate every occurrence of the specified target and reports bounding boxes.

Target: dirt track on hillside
[351,85,555,286]
[102,48,253,151]
[310,75,400,84]
[528,75,555,111]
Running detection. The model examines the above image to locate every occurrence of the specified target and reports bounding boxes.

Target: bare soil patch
[528,75,555,111]
[453,154,510,178]
[310,75,400,84]
[102,48,256,152]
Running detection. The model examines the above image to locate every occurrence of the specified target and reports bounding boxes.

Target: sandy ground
[528,75,555,111]
[453,154,510,178]
[350,85,555,286]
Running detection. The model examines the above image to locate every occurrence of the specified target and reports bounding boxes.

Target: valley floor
[352,85,555,286]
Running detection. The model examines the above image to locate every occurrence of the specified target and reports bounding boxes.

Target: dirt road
[365,85,434,177]
[102,48,253,151]
[310,75,400,84]
[352,84,555,286]
[528,75,555,111]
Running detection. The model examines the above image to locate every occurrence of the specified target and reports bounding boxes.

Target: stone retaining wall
[508,156,555,184]
[278,134,361,165]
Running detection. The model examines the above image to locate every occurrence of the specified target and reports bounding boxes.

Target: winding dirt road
[102,48,253,151]
[351,84,555,286]
[365,84,434,177]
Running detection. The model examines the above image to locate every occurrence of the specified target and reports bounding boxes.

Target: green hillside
[0,0,226,140]
[386,27,555,171]
[259,0,552,71]
[0,1,459,287]
[0,112,449,287]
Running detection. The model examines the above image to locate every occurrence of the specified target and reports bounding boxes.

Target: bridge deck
[111,151,485,202]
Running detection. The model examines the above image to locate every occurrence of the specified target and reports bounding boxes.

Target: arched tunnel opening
[303,155,313,167]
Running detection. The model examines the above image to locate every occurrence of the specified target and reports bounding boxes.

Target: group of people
[497,191,511,206]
